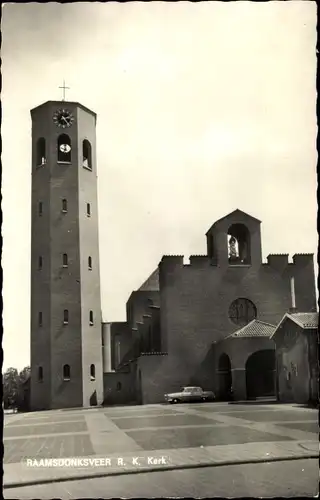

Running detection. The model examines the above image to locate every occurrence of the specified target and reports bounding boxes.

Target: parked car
[164,386,215,404]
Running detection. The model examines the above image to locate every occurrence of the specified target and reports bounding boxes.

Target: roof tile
[227,320,276,339]
[288,312,318,329]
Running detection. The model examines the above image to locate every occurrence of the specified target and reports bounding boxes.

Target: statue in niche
[239,241,248,263]
[229,236,239,261]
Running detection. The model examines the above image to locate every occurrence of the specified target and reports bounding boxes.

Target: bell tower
[206,209,263,268]
[30,97,103,410]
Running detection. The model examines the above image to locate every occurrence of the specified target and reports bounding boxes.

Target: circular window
[229,298,257,327]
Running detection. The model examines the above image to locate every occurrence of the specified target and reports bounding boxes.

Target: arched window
[63,309,69,324]
[229,298,257,327]
[227,224,251,265]
[116,382,122,391]
[62,253,68,267]
[62,199,68,212]
[63,364,71,381]
[87,203,91,217]
[38,202,43,216]
[38,366,43,382]
[38,311,43,327]
[36,138,46,166]
[89,310,94,325]
[57,134,72,163]
[82,140,92,170]
[88,256,92,270]
[38,256,43,270]
[90,364,95,381]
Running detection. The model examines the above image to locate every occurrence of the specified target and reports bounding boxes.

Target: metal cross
[59,80,70,101]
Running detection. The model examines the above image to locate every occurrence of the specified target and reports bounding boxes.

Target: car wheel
[202,397,208,402]
[172,398,180,404]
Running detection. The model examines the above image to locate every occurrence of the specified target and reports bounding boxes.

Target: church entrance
[246,350,275,399]
[218,353,232,400]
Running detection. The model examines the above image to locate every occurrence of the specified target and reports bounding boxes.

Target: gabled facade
[272,312,318,404]
[108,209,317,405]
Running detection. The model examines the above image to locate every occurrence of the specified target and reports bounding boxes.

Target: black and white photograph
[2,1,318,498]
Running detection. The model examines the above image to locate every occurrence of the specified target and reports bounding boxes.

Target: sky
[2,1,318,371]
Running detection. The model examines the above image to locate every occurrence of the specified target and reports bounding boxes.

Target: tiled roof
[138,268,159,291]
[227,320,276,339]
[288,312,318,329]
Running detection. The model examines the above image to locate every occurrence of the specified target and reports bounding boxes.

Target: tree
[3,366,31,411]
[19,366,31,383]
[3,367,19,409]
[17,366,31,411]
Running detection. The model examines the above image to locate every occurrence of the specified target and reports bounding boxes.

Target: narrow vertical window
[38,256,43,270]
[62,253,68,267]
[63,309,69,325]
[87,203,91,217]
[38,366,43,382]
[38,312,43,327]
[36,138,46,166]
[88,256,92,270]
[57,134,72,163]
[89,310,94,325]
[90,364,95,381]
[39,202,43,216]
[116,382,122,391]
[63,364,71,381]
[82,140,92,170]
[62,199,68,213]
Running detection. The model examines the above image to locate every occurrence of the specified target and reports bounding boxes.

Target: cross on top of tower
[59,80,70,101]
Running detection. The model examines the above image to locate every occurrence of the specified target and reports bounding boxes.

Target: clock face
[59,144,71,153]
[53,108,74,128]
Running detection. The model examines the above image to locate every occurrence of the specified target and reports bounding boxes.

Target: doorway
[246,350,275,399]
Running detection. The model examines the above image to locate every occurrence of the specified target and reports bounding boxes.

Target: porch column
[102,323,112,373]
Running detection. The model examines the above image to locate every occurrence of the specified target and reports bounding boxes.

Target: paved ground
[4,459,318,498]
[3,402,319,498]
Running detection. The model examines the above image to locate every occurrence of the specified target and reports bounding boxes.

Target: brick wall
[157,254,315,392]
[111,293,161,370]
[110,322,132,369]
[77,106,104,408]
[103,371,136,405]
[30,102,103,410]
[275,321,315,404]
[126,290,160,329]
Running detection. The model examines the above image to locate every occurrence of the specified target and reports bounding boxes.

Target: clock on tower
[29,96,103,410]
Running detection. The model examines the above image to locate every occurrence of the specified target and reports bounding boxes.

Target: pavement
[4,459,319,498]
[3,401,319,496]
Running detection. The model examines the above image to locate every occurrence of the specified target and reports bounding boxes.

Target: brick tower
[30,99,103,410]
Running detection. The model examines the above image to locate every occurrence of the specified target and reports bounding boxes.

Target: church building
[107,209,317,405]
[29,98,317,410]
